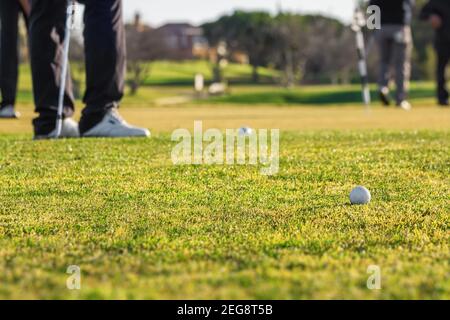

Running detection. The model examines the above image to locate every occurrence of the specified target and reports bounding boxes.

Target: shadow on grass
[207,87,435,105]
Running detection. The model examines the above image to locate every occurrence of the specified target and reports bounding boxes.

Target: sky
[122,0,356,26]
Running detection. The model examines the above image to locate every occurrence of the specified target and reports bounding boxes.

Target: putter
[351,3,371,109]
[55,0,76,139]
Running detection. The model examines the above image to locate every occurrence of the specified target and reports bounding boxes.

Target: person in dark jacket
[370,0,415,110]
[420,0,450,106]
[0,0,30,119]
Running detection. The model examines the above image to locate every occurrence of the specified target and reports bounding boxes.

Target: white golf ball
[350,186,371,205]
[238,127,253,136]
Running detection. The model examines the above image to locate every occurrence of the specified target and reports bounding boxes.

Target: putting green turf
[0,103,449,299]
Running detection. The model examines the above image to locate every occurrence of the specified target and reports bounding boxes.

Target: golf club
[55,0,76,139]
[351,2,371,109]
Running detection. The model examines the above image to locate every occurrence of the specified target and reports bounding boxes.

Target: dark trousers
[375,25,412,104]
[30,0,126,134]
[0,0,27,108]
[436,42,450,104]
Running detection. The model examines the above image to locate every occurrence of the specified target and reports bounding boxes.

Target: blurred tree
[205,12,356,85]
[125,14,170,95]
[273,14,356,85]
[304,16,355,84]
[411,0,435,80]
[272,14,307,86]
[203,11,276,83]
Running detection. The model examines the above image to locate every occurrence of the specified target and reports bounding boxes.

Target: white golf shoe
[34,118,80,140]
[0,105,20,119]
[82,109,150,138]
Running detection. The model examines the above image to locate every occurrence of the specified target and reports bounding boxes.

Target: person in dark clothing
[370,0,415,110]
[420,0,450,106]
[0,0,30,119]
[30,0,150,139]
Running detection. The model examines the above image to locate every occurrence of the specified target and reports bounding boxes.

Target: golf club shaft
[55,1,76,138]
[353,3,371,108]
[356,30,371,106]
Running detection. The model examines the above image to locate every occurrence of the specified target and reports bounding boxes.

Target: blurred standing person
[0,0,31,118]
[370,0,415,110]
[420,0,450,107]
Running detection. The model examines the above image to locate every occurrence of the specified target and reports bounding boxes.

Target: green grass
[144,60,279,85]
[15,62,436,107]
[16,61,280,106]
[205,83,437,106]
[2,64,449,299]
[0,116,449,299]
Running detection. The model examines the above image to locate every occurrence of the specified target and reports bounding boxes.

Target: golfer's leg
[0,0,20,108]
[436,45,450,103]
[377,31,391,91]
[393,44,410,103]
[393,27,412,104]
[79,0,126,134]
[29,0,75,135]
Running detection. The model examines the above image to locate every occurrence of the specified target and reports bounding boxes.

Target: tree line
[203,3,437,86]
[203,11,356,86]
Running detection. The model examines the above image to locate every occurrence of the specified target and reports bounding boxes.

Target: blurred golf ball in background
[238,127,253,136]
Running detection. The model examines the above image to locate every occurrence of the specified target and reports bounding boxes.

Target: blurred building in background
[156,23,209,60]
[126,14,248,64]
